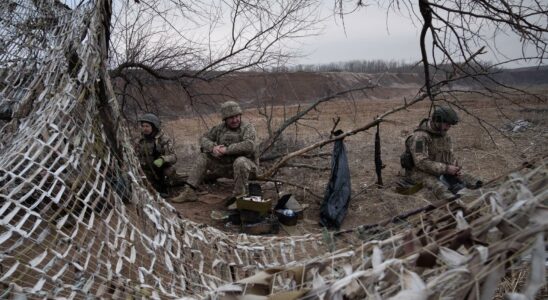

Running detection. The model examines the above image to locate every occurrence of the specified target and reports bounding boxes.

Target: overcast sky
[294,5,421,65]
[68,0,543,70]
[292,4,544,69]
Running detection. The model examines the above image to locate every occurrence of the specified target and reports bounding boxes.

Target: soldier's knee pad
[233,157,251,171]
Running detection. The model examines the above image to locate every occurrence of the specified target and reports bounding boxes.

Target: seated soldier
[172,101,258,203]
[135,113,182,196]
[400,105,482,201]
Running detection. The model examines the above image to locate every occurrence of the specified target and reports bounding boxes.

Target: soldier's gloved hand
[153,158,164,168]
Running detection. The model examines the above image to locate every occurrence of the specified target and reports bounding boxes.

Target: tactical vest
[401,132,422,170]
[139,138,161,166]
[400,119,438,170]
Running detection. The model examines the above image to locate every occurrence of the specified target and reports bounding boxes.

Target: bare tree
[339,1,547,100]
[108,0,322,117]
[105,0,546,183]
[256,0,547,182]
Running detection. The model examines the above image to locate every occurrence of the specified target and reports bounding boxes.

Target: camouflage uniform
[186,120,258,196]
[135,129,179,193]
[405,119,480,200]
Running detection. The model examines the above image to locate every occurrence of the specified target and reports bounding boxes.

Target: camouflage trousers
[187,153,258,196]
[143,164,186,194]
[408,170,482,201]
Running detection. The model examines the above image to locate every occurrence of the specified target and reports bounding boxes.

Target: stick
[259,93,429,179]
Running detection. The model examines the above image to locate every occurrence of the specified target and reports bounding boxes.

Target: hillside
[117,72,423,119]
[117,66,548,120]
[491,65,548,85]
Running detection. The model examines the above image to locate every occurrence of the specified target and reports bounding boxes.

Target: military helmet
[220,101,242,119]
[138,113,161,129]
[432,105,459,125]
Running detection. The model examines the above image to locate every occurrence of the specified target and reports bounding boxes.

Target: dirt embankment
[118,72,425,120]
[118,67,548,120]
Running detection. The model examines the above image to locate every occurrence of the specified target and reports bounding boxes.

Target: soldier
[135,113,181,196]
[172,101,258,203]
[400,105,482,201]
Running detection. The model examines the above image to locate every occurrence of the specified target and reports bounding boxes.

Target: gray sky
[98,0,544,70]
[293,4,544,68]
[295,5,421,65]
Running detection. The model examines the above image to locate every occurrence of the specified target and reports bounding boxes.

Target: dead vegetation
[166,89,548,234]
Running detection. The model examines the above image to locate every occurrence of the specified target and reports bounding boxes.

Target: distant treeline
[272,59,422,73]
[268,59,503,74]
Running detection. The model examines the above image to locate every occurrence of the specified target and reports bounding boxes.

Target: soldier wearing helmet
[172,101,258,203]
[400,105,482,200]
[135,113,180,195]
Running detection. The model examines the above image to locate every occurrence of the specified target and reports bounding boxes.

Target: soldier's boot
[461,173,483,189]
[171,187,198,203]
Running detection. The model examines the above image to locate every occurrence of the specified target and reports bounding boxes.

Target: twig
[260,151,331,162]
[282,163,330,171]
[259,84,378,157]
[335,200,457,236]
[258,92,429,179]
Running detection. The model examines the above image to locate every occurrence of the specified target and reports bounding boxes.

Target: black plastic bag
[320,138,351,230]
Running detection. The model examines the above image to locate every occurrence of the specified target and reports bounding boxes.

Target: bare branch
[260,151,331,162]
[258,92,429,179]
[282,163,330,171]
[259,83,378,156]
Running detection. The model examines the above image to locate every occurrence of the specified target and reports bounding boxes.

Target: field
[155,87,548,235]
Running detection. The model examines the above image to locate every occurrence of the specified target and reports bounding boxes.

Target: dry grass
[162,91,548,233]
[493,265,548,299]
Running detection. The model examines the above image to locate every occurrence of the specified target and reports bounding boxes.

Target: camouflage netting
[0,0,546,299]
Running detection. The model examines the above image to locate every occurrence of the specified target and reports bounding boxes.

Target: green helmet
[220,101,242,119]
[432,105,458,125]
[221,101,242,120]
[138,113,161,129]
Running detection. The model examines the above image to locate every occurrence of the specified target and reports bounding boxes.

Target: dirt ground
[156,87,548,236]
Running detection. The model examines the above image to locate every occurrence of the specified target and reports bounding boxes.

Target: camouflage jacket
[406,119,456,175]
[135,130,177,168]
[200,121,257,164]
